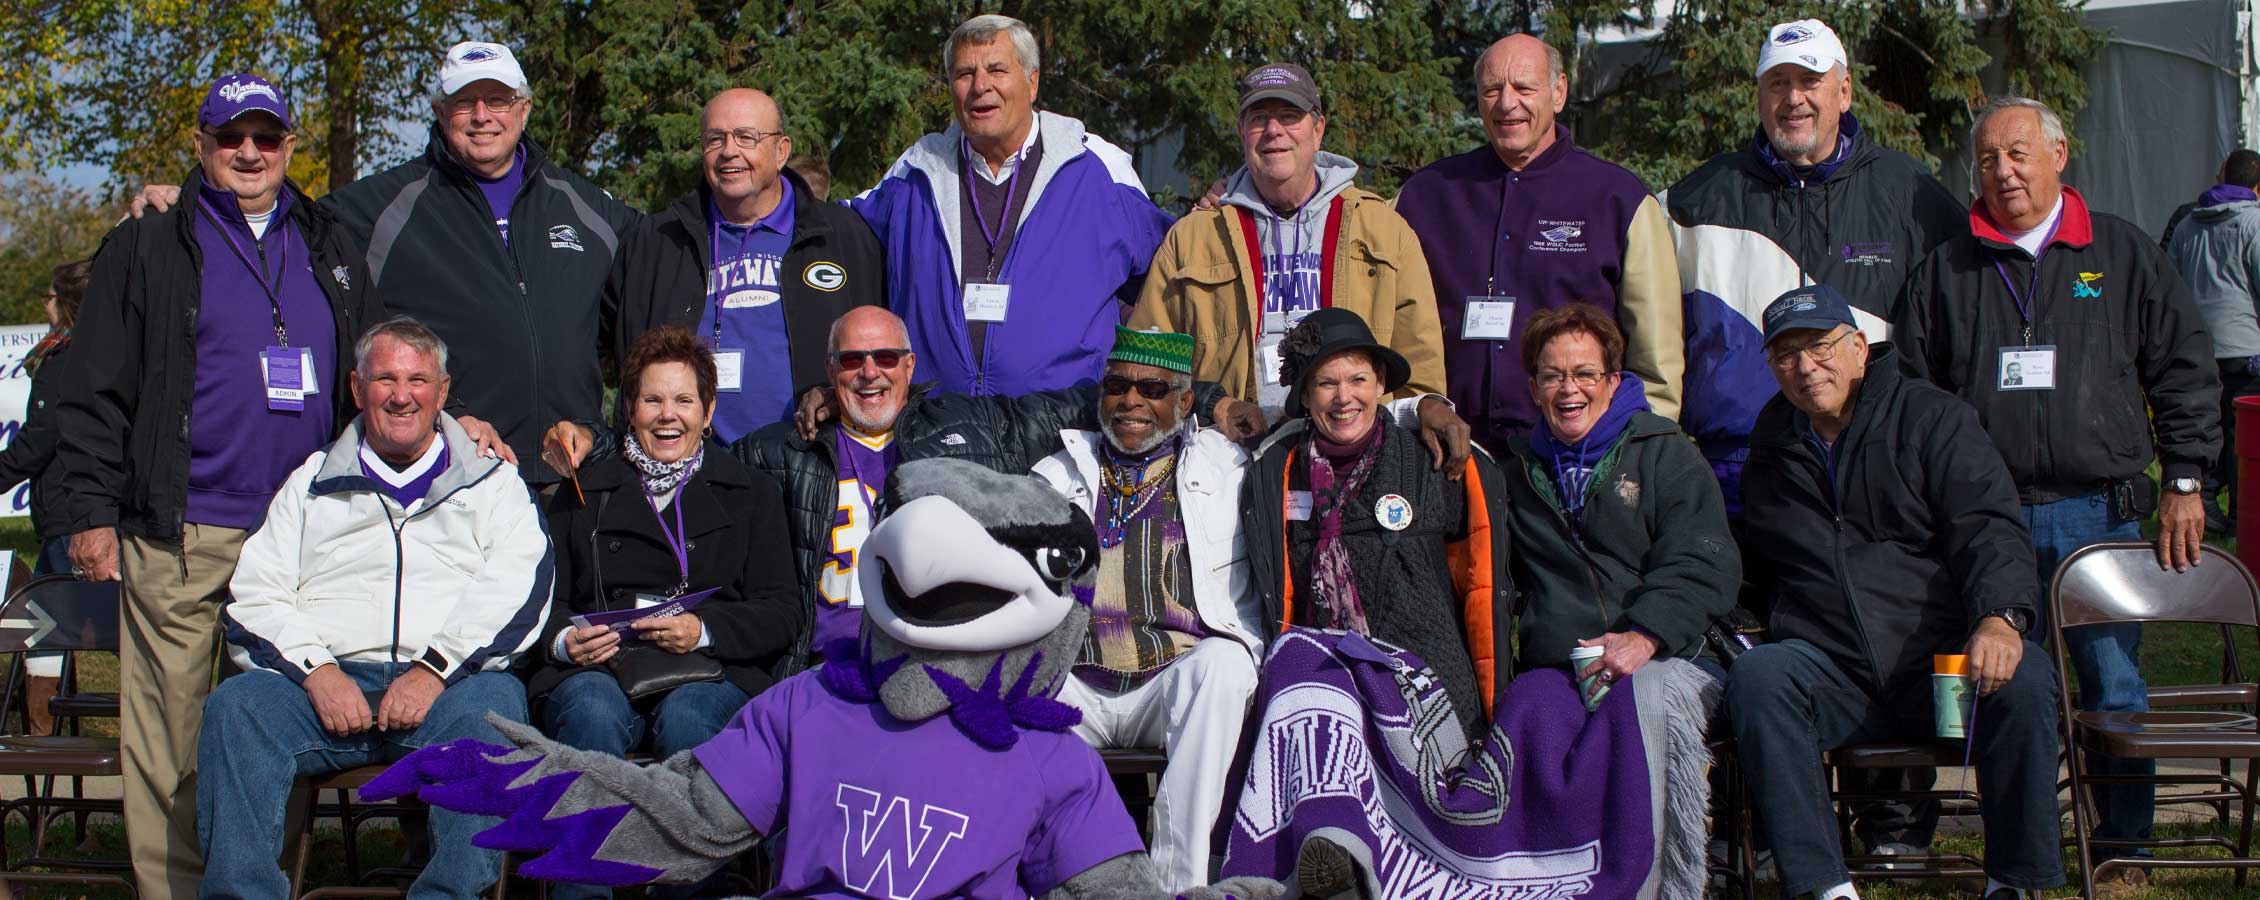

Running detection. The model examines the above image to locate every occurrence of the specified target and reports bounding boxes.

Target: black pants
[2209,358,2260,517]
[1726,640,2065,896]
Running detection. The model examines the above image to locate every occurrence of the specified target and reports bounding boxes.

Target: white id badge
[1462,297,1517,340]
[1286,490,1314,521]
[714,350,745,392]
[1997,346,2056,391]
[964,282,1011,322]
[1260,341,1284,387]
[298,347,319,395]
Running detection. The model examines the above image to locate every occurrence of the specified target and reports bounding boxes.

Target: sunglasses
[831,348,910,369]
[1100,375,1182,399]
[206,129,286,152]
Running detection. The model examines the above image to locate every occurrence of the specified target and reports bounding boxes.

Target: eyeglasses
[1533,369,1610,390]
[1241,107,1312,130]
[205,129,286,152]
[446,94,522,116]
[703,128,779,152]
[1767,331,1855,369]
[1100,375,1182,399]
[831,348,910,370]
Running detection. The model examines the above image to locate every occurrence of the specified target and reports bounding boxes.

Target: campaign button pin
[1374,494,1413,531]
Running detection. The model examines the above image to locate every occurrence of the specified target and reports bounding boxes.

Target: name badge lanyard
[197,199,292,347]
[1484,175,1515,299]
[708,213,760,348]
[646,488,692,597]
[962,141,1027,283]
[1993,216,2063,346]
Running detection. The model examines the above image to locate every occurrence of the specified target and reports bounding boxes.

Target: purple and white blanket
[1219,629,1717,900]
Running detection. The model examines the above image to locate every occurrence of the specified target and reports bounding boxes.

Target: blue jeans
[197,661,528,900]
[540,671,750,900]
[2025,492,2153,856]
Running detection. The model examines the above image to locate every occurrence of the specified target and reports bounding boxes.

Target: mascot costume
[365,459,1286,900]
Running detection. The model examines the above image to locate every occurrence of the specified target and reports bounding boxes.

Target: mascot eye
[1030,545,1089,583]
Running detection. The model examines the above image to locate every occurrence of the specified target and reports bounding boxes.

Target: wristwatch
[2167,476,2203,495]
[1988,608,2032,635]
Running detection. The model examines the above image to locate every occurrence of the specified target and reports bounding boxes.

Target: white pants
[1058,637,1259,892]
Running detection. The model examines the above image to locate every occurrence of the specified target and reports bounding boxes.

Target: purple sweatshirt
[187,186,338,528]
[1394,127,1676,448]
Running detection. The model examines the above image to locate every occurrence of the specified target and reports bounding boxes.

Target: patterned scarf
[622,433,704,496]
[23,329,67,376]
[1305,424,1382,635]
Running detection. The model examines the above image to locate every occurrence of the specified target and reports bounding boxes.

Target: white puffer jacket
[223,415,553,683]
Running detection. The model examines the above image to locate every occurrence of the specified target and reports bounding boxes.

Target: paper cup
[1570,645,1608,711]
[1933,654,1973,739]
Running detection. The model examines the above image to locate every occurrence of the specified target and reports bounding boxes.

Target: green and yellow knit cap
[1109,326,1195,375]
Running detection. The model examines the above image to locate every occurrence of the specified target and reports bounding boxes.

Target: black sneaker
[1981,889,2028,900]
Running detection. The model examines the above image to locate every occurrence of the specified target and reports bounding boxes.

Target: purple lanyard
[708,213,758,347]
[196,198,292,345]
[835,428,888,497]
[1486,173,1514,296]
[1266,187,1318,311]
[646,489,691,595]
[1990,214,2063,343]
[962,140,1025,281]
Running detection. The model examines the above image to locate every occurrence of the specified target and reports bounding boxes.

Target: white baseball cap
[434,41,529,97]
[1755,19,1848,79]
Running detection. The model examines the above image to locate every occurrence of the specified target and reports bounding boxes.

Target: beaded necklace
[1097,435,1181,548]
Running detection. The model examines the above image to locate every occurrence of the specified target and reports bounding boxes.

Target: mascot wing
[363,713,755,886]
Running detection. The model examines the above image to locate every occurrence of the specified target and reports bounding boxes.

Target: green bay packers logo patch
[803,261,847,292]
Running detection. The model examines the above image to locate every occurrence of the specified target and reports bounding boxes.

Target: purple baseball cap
[199,73,293,131]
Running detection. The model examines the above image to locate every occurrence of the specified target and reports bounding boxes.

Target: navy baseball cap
[1761,283,1858,345]
[199,73,293,131]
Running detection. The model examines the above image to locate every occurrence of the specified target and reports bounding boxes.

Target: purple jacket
[1394,127,1683,449]
[847,112,1173,397]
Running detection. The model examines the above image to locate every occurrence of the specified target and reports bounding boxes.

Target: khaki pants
[120,525,245,900]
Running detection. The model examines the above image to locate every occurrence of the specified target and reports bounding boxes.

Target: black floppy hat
[1279,308,1411,415]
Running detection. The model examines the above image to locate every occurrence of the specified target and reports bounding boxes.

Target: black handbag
[1702,606,1767,669]
[608,642,724,700]
[587,490,724,700]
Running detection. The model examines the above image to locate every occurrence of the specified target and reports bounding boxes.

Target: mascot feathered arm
[363,715,753,886]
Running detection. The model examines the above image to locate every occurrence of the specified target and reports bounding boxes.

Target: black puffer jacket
[1499,411,1739,670]
[1739,346,2039,695]
[731,381,1225,672]
[1244,419,1515,740]
[534,444,801,703]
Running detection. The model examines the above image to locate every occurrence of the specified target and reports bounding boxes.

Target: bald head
[1474,34,1567,170]
[828,307,916,433]
[702,87,793,223]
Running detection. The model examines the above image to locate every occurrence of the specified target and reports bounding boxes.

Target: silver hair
[355,315,451,375]
[1972,95,2068,146]
[944,14,1040,75]
[1473,35,1564,84]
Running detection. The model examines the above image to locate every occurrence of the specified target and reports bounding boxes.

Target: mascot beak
[858,495,1092,653]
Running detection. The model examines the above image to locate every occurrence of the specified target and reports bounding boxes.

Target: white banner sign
[0,323,54,519]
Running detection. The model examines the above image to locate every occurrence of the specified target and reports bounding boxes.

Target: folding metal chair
[0,573,129,894]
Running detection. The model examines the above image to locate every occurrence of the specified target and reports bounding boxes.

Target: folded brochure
[569,587,719,635]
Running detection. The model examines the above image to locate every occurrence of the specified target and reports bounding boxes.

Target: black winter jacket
[1500,411,1739,670]
[604,169,884,422]
[1666,115,1966,323]
[1894,188,2223,502]
[0,339,70,540]
[730,382,1224,671]
[1740,347,2039,695]
[534,444,801,703]
[57,168,382,541]
[1244,419,1515,739]
[322,133,639,484]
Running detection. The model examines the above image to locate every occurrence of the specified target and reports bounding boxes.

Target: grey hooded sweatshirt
[2168,196,2260,359]
[1220,151,1362,413]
